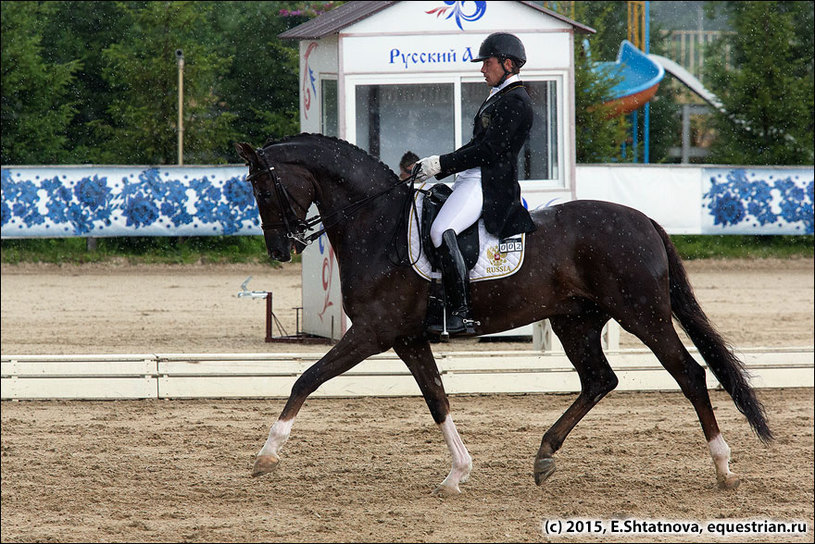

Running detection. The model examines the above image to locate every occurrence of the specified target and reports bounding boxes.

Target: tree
[546,1,626,162]
[211,2,344,159]
[39,1,130,164]
[1,2,80,164]
[704,1,814,165]
[573,37,629,162]
[91,1,237,164]
[210,2,302,157]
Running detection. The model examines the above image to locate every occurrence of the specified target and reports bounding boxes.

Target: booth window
[462,80,559,181]
[355,83,454,174]
[321,79,338,137]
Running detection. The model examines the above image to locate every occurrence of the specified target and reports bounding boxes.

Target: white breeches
[430,168,483,248]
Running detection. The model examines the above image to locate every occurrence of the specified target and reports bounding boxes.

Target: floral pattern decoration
[1,167,259,237]
[703,168,813,234]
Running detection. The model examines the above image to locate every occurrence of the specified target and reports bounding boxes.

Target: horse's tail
[652,220,773,443]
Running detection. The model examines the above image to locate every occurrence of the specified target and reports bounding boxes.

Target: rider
[414,32,536,335]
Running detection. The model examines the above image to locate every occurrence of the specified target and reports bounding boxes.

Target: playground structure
[591,37,727,164]
[593,39,665,117]
[589,0,728,163]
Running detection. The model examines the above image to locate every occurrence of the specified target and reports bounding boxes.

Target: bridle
[245,147,420,252]
[245,150,317,251]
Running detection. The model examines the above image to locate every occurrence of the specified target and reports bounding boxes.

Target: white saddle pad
[407,183,526,283]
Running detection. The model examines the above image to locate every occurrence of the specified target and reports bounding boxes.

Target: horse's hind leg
[393,335,472,496]
[535,312,619,485]
[253,325,386,477]
[631,323,740,489]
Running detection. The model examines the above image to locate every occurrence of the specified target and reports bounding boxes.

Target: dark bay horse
[235,133,772,495]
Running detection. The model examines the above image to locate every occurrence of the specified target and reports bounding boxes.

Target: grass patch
[1,235,812,264]
[670,235,813,260]
[0,236,293,266]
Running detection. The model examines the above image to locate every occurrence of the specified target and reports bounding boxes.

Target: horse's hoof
[534,457,556,485]
[432,484,461,497]
[717,473,740,490]
[252,454,280,477]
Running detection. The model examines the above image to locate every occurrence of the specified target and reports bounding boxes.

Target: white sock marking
[438,416,473,491]
[258,418,294,458]
[708,433,733,479]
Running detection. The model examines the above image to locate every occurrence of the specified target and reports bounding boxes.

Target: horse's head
[235,142,316,262]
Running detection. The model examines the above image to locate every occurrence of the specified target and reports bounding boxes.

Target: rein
[247,149,425,252]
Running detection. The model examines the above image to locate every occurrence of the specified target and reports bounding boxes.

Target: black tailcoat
[436,81,536,239]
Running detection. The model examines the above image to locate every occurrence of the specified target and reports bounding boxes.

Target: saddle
[407,183,527,284]
[419,183,480,272]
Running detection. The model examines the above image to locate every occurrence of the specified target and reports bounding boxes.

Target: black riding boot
[437,228,477,336]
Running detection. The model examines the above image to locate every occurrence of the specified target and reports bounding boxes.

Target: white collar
[489,74,521,97]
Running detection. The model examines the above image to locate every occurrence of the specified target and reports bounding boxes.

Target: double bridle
[245,148,419,252]
[245,151,317,251]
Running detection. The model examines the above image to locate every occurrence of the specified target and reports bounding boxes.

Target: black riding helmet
[471,32,527,69]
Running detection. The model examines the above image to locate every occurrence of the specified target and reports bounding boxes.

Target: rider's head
[472,32,527,87]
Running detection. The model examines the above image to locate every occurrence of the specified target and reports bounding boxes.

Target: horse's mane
[262,133,400,184]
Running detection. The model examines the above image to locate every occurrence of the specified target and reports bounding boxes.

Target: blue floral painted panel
[702,168,814,234]
[1,166,261,238]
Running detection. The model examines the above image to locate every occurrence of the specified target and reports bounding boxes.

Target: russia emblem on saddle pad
[407,183,526,283]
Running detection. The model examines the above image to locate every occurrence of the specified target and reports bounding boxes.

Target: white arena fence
[2,347,812,400]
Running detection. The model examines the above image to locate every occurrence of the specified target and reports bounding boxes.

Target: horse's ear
[234,142,260,166]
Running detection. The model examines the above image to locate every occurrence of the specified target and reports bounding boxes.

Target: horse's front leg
[535,315,618,485]
[393,335,472,496]
[253,326,385,477]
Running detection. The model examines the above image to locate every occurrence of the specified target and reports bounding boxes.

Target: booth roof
[278,1,595,40]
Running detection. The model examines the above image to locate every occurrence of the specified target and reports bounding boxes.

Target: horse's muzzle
[268,247,293,262]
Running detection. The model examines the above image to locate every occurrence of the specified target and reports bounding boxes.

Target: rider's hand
[414,155,441,181]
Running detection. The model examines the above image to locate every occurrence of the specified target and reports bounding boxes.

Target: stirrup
[454,313,480,335]
[426,309,479,339]
[444,310,479,337]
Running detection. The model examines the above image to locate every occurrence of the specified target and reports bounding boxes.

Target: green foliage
[573,1,627,62]
[90,2,237,164]
[704,1,814,165]
[637,79,682,164]
[1,2,80,164]
[1,1,332,166]
[39,1,130,164]
[573,38,629,162]
[211,2,301,157]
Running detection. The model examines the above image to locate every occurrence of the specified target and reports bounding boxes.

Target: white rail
[2,347,812,400]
